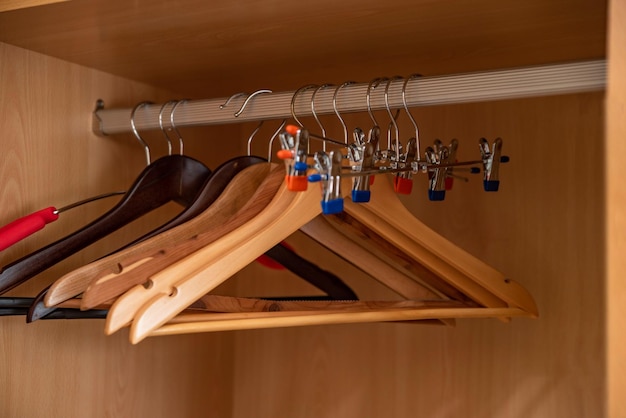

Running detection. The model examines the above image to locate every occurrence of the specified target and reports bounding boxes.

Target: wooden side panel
[606,0,625,414]
[0,42,238,418]
[232,93,605,417]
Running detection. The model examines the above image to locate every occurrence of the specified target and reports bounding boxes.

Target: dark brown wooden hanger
[0,154,212,295]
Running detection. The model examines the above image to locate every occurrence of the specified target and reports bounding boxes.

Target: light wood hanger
[345,175,538,316]
[44,162,274,307]
[300,216,443,301]
[116,175,347,342]
[102,164,313,335]
[131,171,537,340]
[149,306,531,336]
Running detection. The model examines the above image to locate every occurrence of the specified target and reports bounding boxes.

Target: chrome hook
[234,89,273,118]
[311,84,333,151]
[219,92,248,110]
[268,119,288,162]
[402,74,422,162]
[130,101,153,166]
[333,81,355,144]
[247,120,264,156]
[290,84,317,127]
[170,99,187,155]
[366,77,388,128]
[384,76,403,162]
[158,100,177,156]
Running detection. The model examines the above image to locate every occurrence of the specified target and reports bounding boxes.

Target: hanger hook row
[130,101,153,166]
[333,81,356,144]
[234,89,273,118]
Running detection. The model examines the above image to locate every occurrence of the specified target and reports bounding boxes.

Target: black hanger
[0,154,212,295]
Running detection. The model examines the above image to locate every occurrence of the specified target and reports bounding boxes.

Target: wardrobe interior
[0,0,623,417]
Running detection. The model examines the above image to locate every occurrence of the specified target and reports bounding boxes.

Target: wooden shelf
[0,0,607,97]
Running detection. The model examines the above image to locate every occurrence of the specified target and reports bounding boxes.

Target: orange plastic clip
[277,149,293,160]
[285,124,300,135]
[285,175,308,191]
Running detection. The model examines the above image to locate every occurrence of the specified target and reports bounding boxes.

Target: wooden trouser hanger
[346,175,538,315]
[107,162,535,343]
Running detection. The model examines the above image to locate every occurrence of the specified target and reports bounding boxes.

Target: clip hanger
[480,138,508,191]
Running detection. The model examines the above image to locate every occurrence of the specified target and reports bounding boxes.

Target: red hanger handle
[0,208,59,251]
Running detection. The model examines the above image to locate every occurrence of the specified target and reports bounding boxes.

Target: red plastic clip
[394,177,413,195]
[445,177,454,190]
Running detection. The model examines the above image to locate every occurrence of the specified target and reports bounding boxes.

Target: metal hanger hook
[158,100,177,156]
[366,77,388,127]
[384,76,403,159]
[268,119,287,162]
[234,89,273,117]
[333,81,355,144]
[290,84,317,128]
[219,92,248,110]
[130,101,153,166]
[311,84,333,151]
[170,99,188,155]
[402,74,422,161]
[247,120,264,156]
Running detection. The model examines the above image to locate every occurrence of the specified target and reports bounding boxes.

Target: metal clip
[309,150,344,214]
[278,126,310,191]
[351,142,375,203]
[425,140,451,201]
[479,137,504,192]
[393,137,419,195]
[444,138,459,190]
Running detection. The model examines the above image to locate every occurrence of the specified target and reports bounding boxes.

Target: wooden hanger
[127,173,537,342]
[103,164,321,336]
[345,175,538,316]
[149,305,531,336]
[44,161,273,307]
[300,216,443,301]
[0,154,212,295]
[104,170,343,342]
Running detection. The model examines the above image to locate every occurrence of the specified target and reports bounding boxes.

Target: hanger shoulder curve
[127,178,351,343]
[353,175,538,316]
[44,163,273,308]
[0,155,211,295]
[104,165,293,334]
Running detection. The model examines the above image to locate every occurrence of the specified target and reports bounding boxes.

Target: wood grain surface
[0,0,613,414]
[606,0,625,414]
[0,0,607,97]
[0,42,238,418]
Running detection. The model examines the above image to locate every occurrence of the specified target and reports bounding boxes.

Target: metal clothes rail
[93,60,606,136]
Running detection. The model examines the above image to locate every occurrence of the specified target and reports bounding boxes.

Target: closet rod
[93,60,606,136]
